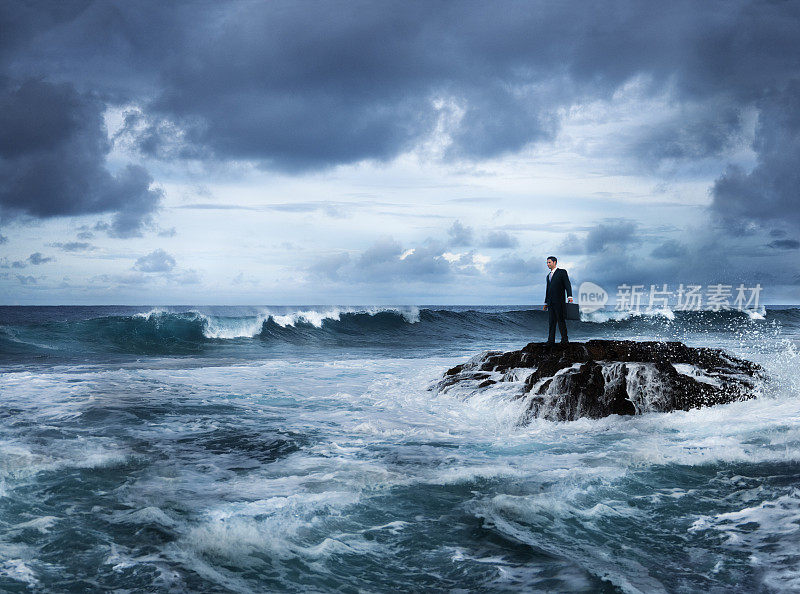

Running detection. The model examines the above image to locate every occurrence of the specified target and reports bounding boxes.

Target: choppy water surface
[1,305,799,592]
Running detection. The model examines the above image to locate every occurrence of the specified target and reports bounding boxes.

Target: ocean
[1,305,799,592]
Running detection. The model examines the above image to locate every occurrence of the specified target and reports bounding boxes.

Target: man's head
[546,256,557,270]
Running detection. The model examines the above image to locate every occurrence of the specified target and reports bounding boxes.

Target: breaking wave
[0,305,795,359]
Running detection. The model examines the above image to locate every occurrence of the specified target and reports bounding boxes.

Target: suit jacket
[545,268,572,305]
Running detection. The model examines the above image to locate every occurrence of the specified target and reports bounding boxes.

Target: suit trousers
[547,302,568,343]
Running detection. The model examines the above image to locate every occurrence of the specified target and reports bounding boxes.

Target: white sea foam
[181,491,365,563]
[200,311,270,339]
[672,363,723,387]
[2,334,800,592]
[133,307,169,319]
[267,305,420,328]
[128,305,425,339]
[127,305,423,338]
[583,305,771,324]
[11,516,59,535]
[690,489,800,591]
[0,438,129,481]
[472,493,669,594]
[268,308,343,328]
[110,507,179,528]
[581,307,676,323]
[0,559,39,586]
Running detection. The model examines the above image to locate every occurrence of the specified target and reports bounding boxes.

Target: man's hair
[547,256,557,263]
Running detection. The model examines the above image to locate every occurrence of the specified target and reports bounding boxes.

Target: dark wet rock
[433,340,764,422]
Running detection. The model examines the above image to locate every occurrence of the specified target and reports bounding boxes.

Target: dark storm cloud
[548,218,779,299]
[3,0,800,244]
[768,239,800,250]
[545,220,740,295]
[0,79,162,236]
[711,81,800,231]
[561,221,797,300]
[6,0,796,170]
[0,1,90,69]
[627,98,746,169]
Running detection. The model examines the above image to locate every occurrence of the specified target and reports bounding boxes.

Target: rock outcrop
[433,340,764,422]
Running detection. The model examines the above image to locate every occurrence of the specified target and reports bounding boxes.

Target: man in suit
[543,256,573,345]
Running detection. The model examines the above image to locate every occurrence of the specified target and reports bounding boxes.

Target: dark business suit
[545,268,572,343]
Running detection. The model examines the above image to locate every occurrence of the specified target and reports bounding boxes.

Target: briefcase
[565,302,580,320]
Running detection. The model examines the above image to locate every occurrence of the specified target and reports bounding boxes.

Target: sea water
[1,305,799,592]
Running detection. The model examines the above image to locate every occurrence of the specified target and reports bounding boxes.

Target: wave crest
[268,306,420,329]
[1,305,794,360]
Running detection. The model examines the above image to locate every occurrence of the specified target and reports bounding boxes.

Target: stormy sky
[1,0,799,305]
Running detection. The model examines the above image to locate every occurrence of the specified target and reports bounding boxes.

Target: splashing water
[0,305,798,592]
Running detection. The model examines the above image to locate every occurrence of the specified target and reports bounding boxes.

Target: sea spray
[0,306,799,591]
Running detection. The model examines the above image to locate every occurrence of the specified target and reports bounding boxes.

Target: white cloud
[134,249,176,273]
